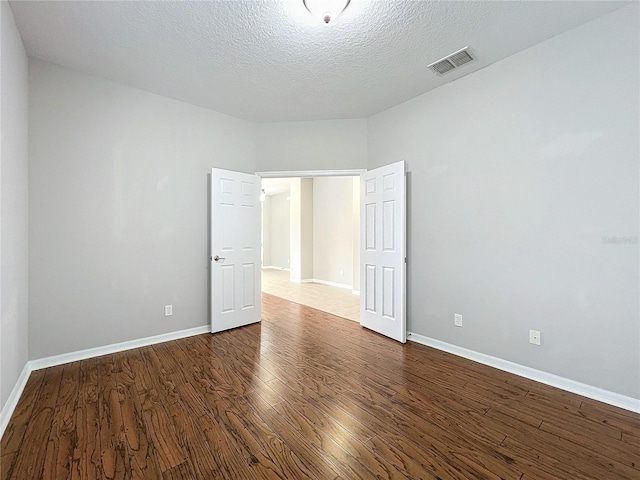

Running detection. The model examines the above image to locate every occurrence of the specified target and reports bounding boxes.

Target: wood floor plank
[483,407,639,479]
[499,434,614,480]
[366,434,459,480]
[1,453,17,480]
[198,412,260,480]
[538,419,638,475]
[170,347,268,463]
[248,450,296,480]
[139,347,181,404]
[6,365,64,480]
[245,397,347,480]
[70,359,102,480]
[621,431,640,452]
[168,408,220,480]
[357,396,522,480]
[272,398,404,480]
[222,392,330,479]
[205,333,276,384]
[125,348,156,395]
[390,377,491,416]
[161,339,205,385]
[96,355,130,480]
[187,378,264,460]
[580,397,640,430]
[117,381,163,478]
[138,388,186,473]
[3,292,639,480]
[161,461,197,480]
[0,369,46,457]
[42,361,81,480]
[267,376,377,444]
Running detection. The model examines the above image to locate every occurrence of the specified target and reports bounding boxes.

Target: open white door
[210,168,261,333]
[360,161,406,343]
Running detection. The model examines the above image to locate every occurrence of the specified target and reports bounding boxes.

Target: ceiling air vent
[428,47,475,76]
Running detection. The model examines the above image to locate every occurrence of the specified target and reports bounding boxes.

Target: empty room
[1,1,638,479]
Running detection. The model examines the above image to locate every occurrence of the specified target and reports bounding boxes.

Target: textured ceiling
[10,0,628,122]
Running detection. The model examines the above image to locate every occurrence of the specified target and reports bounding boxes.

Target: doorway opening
[210,162,406,343]
[260,175,361,322]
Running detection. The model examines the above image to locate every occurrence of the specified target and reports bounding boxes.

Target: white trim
[256,169,366,178]
[0,363,32,438]
[30,326,210,371]
[310,278,353,290]
[288,277,356,291]
[407,332,640,414]
[261,266,290,271]
[289,277,313,284]
[352,290,360,296]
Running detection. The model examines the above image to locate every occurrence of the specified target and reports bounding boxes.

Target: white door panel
[360,161,406,343]
[210,168,261,333]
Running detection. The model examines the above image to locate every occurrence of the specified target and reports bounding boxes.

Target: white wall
[257,119,367,172]
[300,178,314,281]
[261,195,272,267]
[265,192,290,269]
[289,178,313,282]
[368,5,639,398]
[313,176,355,287]
[28,60,257,359]
[1,0,29,412]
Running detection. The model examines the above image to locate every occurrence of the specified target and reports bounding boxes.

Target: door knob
[213,255,225,262]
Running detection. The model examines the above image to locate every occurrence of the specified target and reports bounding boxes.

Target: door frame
[256,169,366,179]
[258,167,407,344]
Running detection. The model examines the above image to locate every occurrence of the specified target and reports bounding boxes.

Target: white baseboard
[30,325,210,371]
[261,266,290,271]
[288,277,354,290]
[289,277,314,284]
[407,332,640,414]
[0,363,32,438]
[352,290,360,296]
[310,278,353,290]
[0,325,210,438]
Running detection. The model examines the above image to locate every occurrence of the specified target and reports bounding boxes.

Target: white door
[360,161,406,343]
[210,168,261,333]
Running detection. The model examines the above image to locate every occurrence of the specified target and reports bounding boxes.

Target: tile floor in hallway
[261,268,360,322]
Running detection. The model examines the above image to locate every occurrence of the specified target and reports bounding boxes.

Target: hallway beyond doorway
[262,268,359,322]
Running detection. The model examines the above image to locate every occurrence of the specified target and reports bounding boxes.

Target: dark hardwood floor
[2,293,639,479]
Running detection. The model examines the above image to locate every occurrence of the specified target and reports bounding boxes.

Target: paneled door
[360,161,406,343]
[210,168,261,333]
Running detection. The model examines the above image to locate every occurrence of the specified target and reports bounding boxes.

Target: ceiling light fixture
[303,0,350,24]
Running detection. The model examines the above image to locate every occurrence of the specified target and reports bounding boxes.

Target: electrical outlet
[529,329,541,345]
[339,269,344,276]
[454,314,463,327]
[165,305,173,316]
